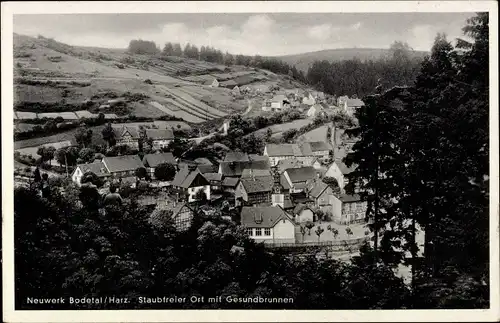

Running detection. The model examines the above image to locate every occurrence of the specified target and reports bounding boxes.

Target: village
[15,84,372,258]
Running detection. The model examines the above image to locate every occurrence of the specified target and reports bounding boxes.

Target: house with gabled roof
[155,201,195,231]
[142,152,176,178]
[114,126,140,148]
[302,91,316,106]
[102,155,144,178]
[171,166,211,202]
[264,143,315,167]
[205,77,219,88]
[293,203,315,223]
[218,155,270,178]
[324,160,357,193]
[231,85,241,96]
[306,141,332,160]
[145,129,174,150]
[240,206,296,243]
[270,94,290,111]
[283,166,319,193]
[71,161,111,186]
[331,194,367,225]
[307,179,335,208]
[235,174,274,206]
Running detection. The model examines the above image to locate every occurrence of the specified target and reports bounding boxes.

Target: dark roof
[285,166,317,183]
[197,164,218,174]
[75,161,110,177]
[114,126,140,140]
[171,168,210,188]
[146,129,174,140]
[308,181,330,198]
[280,174,291,190]
[338,194,362,203]
[103,155,144,173]
[290,192,313,204]
[277,158,304,173]
[265,144,315,157]
[308,141,332,152]
[222,177,239,187]
[143,152,176,168]
[249,154,269,162]
[240,206,293,228]
[203,172,222,182]
[162,202,194,219]
[240,176,274,194]
[240,168,272,178]
[224,151,250,163]
[293,203,312,215]
[219,160,270,177]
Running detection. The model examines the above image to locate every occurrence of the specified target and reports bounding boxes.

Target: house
[263,144,315,166]
[156,202,195,231]
[197,164,218,174]
[293,203,315,223]
[331,194,367,225]
[102,155,144,178]
[71,161,110,186]
[337,97,365,116]
[276,158,304,173]
[218,156,270,178]
[205,78,219,88]
[203,172,223,190]
[307,180,335,207]
[306,141,332,160]
[231,85,241,96]
[171,167,211,203]
[142,152,176,178]
[145,129,174,150]
[307,103,330,118]
[282,166,319,193]
[324,160,357,193]
[240,206,296,243]
[222,177,239,193]
[235,175,274,206]
[302,91,316,106]
[270,94,290,111]
[114,126,140,148]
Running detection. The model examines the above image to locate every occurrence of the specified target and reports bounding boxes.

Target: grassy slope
[12,34,266,124]
[277,48,428,72]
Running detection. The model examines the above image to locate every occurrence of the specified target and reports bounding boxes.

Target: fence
[264,236,370,250]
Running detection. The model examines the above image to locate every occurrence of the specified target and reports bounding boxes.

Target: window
[246,228,253,236]
[357,202,362,210]
[255,228,262,236]
[264,228,271,236]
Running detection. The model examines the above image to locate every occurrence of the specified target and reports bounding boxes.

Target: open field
[296,124,330,142]
[13,34,271,126]
[14,125,107,149]
[249,118,314,138]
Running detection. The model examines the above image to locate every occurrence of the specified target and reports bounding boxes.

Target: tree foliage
[344,13,489,308]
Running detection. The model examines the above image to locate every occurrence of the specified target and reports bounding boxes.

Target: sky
[13,12,475,56]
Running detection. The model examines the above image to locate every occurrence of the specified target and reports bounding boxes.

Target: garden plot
[162,86,227,118]
[296,125,329,143]
[250,118,314,138]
